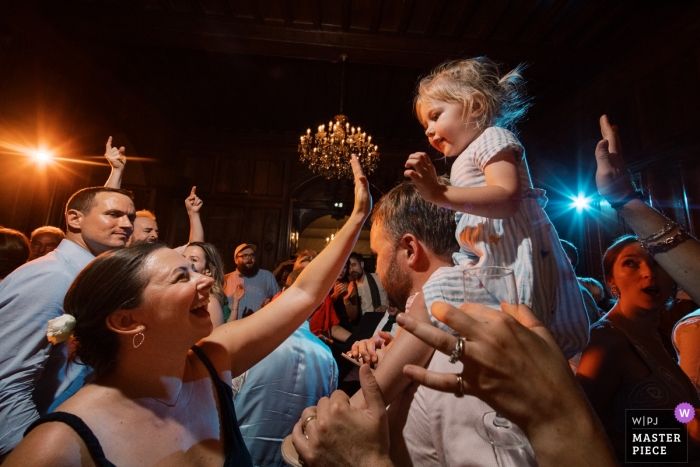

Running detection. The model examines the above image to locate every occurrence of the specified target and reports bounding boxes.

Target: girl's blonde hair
[415,56,531,131]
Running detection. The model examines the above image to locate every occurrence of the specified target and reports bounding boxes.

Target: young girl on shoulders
[407,57,588,357]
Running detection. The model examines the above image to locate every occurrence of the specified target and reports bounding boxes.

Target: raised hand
[104,136,126,170]
[185,186,203,214]
[404,152,441,204]
[350,155,372,220]
[595,115,636,204]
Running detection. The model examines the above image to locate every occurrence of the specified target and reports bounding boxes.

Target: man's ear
[105,310,145,336]
[400,234,420,268]
[65,209,83,231]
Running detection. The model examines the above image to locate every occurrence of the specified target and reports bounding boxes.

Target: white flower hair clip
[46,314,77,345]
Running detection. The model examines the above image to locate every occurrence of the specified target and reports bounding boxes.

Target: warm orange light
[34,151,51,162]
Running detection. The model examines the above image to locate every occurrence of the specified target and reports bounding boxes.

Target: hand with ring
[397,301,617,467]
[290,365,392,467]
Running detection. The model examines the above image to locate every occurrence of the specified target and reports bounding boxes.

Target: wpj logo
[626,408,689,463]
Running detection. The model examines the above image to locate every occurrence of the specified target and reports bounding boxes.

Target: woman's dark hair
[186,242,227,307]
[65,243,167,376]
[602,235,638,294]
[0,228,30,279]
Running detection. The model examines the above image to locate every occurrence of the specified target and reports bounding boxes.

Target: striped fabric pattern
[423,126,590,358]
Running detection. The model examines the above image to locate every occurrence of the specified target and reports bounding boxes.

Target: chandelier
[299,54,379,180]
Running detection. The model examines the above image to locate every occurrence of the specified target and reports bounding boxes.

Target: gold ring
[455,374,464,398]
[302,415,317,438]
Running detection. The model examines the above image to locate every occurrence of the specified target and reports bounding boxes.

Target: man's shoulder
[0,254,77,290]
[257,269,276,279]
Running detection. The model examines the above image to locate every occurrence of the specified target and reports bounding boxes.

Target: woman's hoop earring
[133,332,145,349]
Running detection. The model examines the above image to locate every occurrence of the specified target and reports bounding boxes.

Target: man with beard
[346,252,388,325]
[341,179,538,466]
[224,243,280,320]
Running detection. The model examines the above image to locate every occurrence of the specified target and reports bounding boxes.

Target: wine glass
[463,266,537,465]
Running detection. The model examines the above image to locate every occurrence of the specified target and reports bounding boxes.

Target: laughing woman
[4,157,370,467]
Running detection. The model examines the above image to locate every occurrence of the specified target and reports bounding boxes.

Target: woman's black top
[24,345,253,467]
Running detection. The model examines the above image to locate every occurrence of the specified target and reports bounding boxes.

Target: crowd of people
[0,56,698,467]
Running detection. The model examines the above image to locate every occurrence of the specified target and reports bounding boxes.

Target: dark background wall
[1,0,698,280]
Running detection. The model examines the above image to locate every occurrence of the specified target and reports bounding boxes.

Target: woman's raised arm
[596,115,700,303]
[203,156,371,376]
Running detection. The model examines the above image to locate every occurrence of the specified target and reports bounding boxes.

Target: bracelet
[639,226,687,254]
[638,222,678,243]
[608,190,646,209]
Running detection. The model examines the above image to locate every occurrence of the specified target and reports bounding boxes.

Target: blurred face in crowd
[235,248,258,277]
[337,264,348,281]
[183,245,211,276]
[29,233,62,260]
[348,257,364,281]
[130,217,159,245]
[72,192,135,255]
[370,223,412,312]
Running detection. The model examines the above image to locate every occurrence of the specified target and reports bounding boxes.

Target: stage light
[33,151,51,162]
[570,193,592,212]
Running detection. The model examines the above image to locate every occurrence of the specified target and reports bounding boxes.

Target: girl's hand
[350,155,372,221]
[595,115,636,204]
[405,152,442,204]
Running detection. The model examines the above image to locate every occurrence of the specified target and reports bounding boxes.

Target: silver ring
[449,338,464,364]
[455,374,464,398]
[302,415,317,439]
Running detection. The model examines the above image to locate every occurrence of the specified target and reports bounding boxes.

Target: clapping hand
[185,186,203,214]
[105,136,126,170]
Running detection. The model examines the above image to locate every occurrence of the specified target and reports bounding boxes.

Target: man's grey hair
[371,178,458,260]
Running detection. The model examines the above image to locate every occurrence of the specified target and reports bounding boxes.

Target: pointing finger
[106,136,113,151]
[190,186,197,196]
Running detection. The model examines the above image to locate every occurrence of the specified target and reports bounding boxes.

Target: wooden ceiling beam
[251,0,264,23]
[280,0,294,26]
[55,8,599,68]
[341,0,351,32]
[424,0,446,38]
[369,0,383,34]
[311,0,321,29]
[396,0,414,35]
[450,0,478,39]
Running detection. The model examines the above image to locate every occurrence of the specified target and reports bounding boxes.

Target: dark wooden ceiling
[3,0,698,151]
